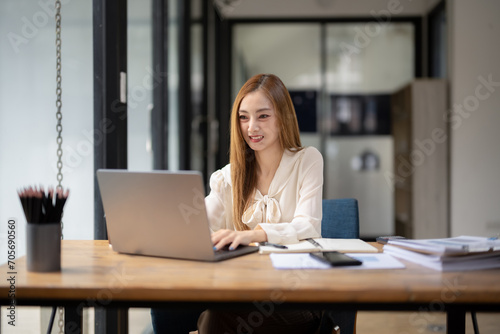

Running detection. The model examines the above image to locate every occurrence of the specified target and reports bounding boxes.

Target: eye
[259,114,270,119]
[238,114,248,120]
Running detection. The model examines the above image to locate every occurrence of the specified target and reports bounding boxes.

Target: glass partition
[128,0,154,171]
[191,23,205,173]
[326,23,414,94]
[232,23,322,148]
[325,23,414,237]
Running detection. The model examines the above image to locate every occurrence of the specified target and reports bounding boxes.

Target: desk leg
[65,306,83,334]
[446,310,466,334]
[95,307,128,334]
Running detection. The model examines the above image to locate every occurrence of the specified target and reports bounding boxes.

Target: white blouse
[205,146,323,244]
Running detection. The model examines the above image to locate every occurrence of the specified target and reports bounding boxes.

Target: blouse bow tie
[242,194,282,226]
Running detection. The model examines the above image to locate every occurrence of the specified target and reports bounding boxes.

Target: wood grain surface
[1,240,500,306]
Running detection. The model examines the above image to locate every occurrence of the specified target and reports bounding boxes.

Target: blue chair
[317,198,359,334]
[321,198,359,240]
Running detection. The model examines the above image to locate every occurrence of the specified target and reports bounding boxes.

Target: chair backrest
[319,198,360,334]
[321,198,359,239]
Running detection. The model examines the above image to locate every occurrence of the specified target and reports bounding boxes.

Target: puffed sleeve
[259,147,323,244]
[205,166,231,231]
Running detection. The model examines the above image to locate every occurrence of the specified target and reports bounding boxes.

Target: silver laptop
[96,169,258,261]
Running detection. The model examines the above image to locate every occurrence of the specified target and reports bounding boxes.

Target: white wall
[0,0,94,265]
[448,0,500,236]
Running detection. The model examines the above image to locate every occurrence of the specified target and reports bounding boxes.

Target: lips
[249,135,263,143]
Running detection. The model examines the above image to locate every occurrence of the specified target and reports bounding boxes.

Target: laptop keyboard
[214,245,234,254]
[213,244,259,260]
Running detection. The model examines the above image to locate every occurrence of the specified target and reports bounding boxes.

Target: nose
[248,118,259,132]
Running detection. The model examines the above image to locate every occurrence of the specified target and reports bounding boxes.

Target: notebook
[259,238,379,254]
[96,169,258,261]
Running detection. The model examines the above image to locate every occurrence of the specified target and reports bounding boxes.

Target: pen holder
[26,222,61,272]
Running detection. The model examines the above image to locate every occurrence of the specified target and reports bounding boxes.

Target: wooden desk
[2,240,500,333]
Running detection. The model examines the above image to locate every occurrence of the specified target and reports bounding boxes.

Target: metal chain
[55,0,63,190]
[55,1,65,333]
[55,0,64,240]
[54,0,64,240]
[57,306,64,334]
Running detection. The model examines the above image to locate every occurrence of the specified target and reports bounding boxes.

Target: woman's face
[238,90,280,154]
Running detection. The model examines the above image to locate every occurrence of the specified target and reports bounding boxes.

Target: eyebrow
[238,108,272,113]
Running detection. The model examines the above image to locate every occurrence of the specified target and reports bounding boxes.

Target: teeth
[250,136,263,140]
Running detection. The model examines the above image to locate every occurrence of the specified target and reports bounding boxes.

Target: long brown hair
[230,74,302,231]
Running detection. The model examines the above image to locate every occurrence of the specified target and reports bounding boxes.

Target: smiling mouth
[249,135,263,142]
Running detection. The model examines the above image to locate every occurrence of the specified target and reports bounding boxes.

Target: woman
[198,73,324,333]
[208,73,323,249]
[151,73,323,334]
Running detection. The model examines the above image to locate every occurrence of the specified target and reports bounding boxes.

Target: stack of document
[383,236,500,271]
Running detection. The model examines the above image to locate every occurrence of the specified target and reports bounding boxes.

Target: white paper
[270,253,331,269]
[345,253,406,270]
[270,253,405,270]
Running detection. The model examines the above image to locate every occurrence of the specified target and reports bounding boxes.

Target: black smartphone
[309,251,362,267]
[375,236,406,245]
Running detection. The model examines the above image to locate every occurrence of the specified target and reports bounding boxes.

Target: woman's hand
[212,228,267,251]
